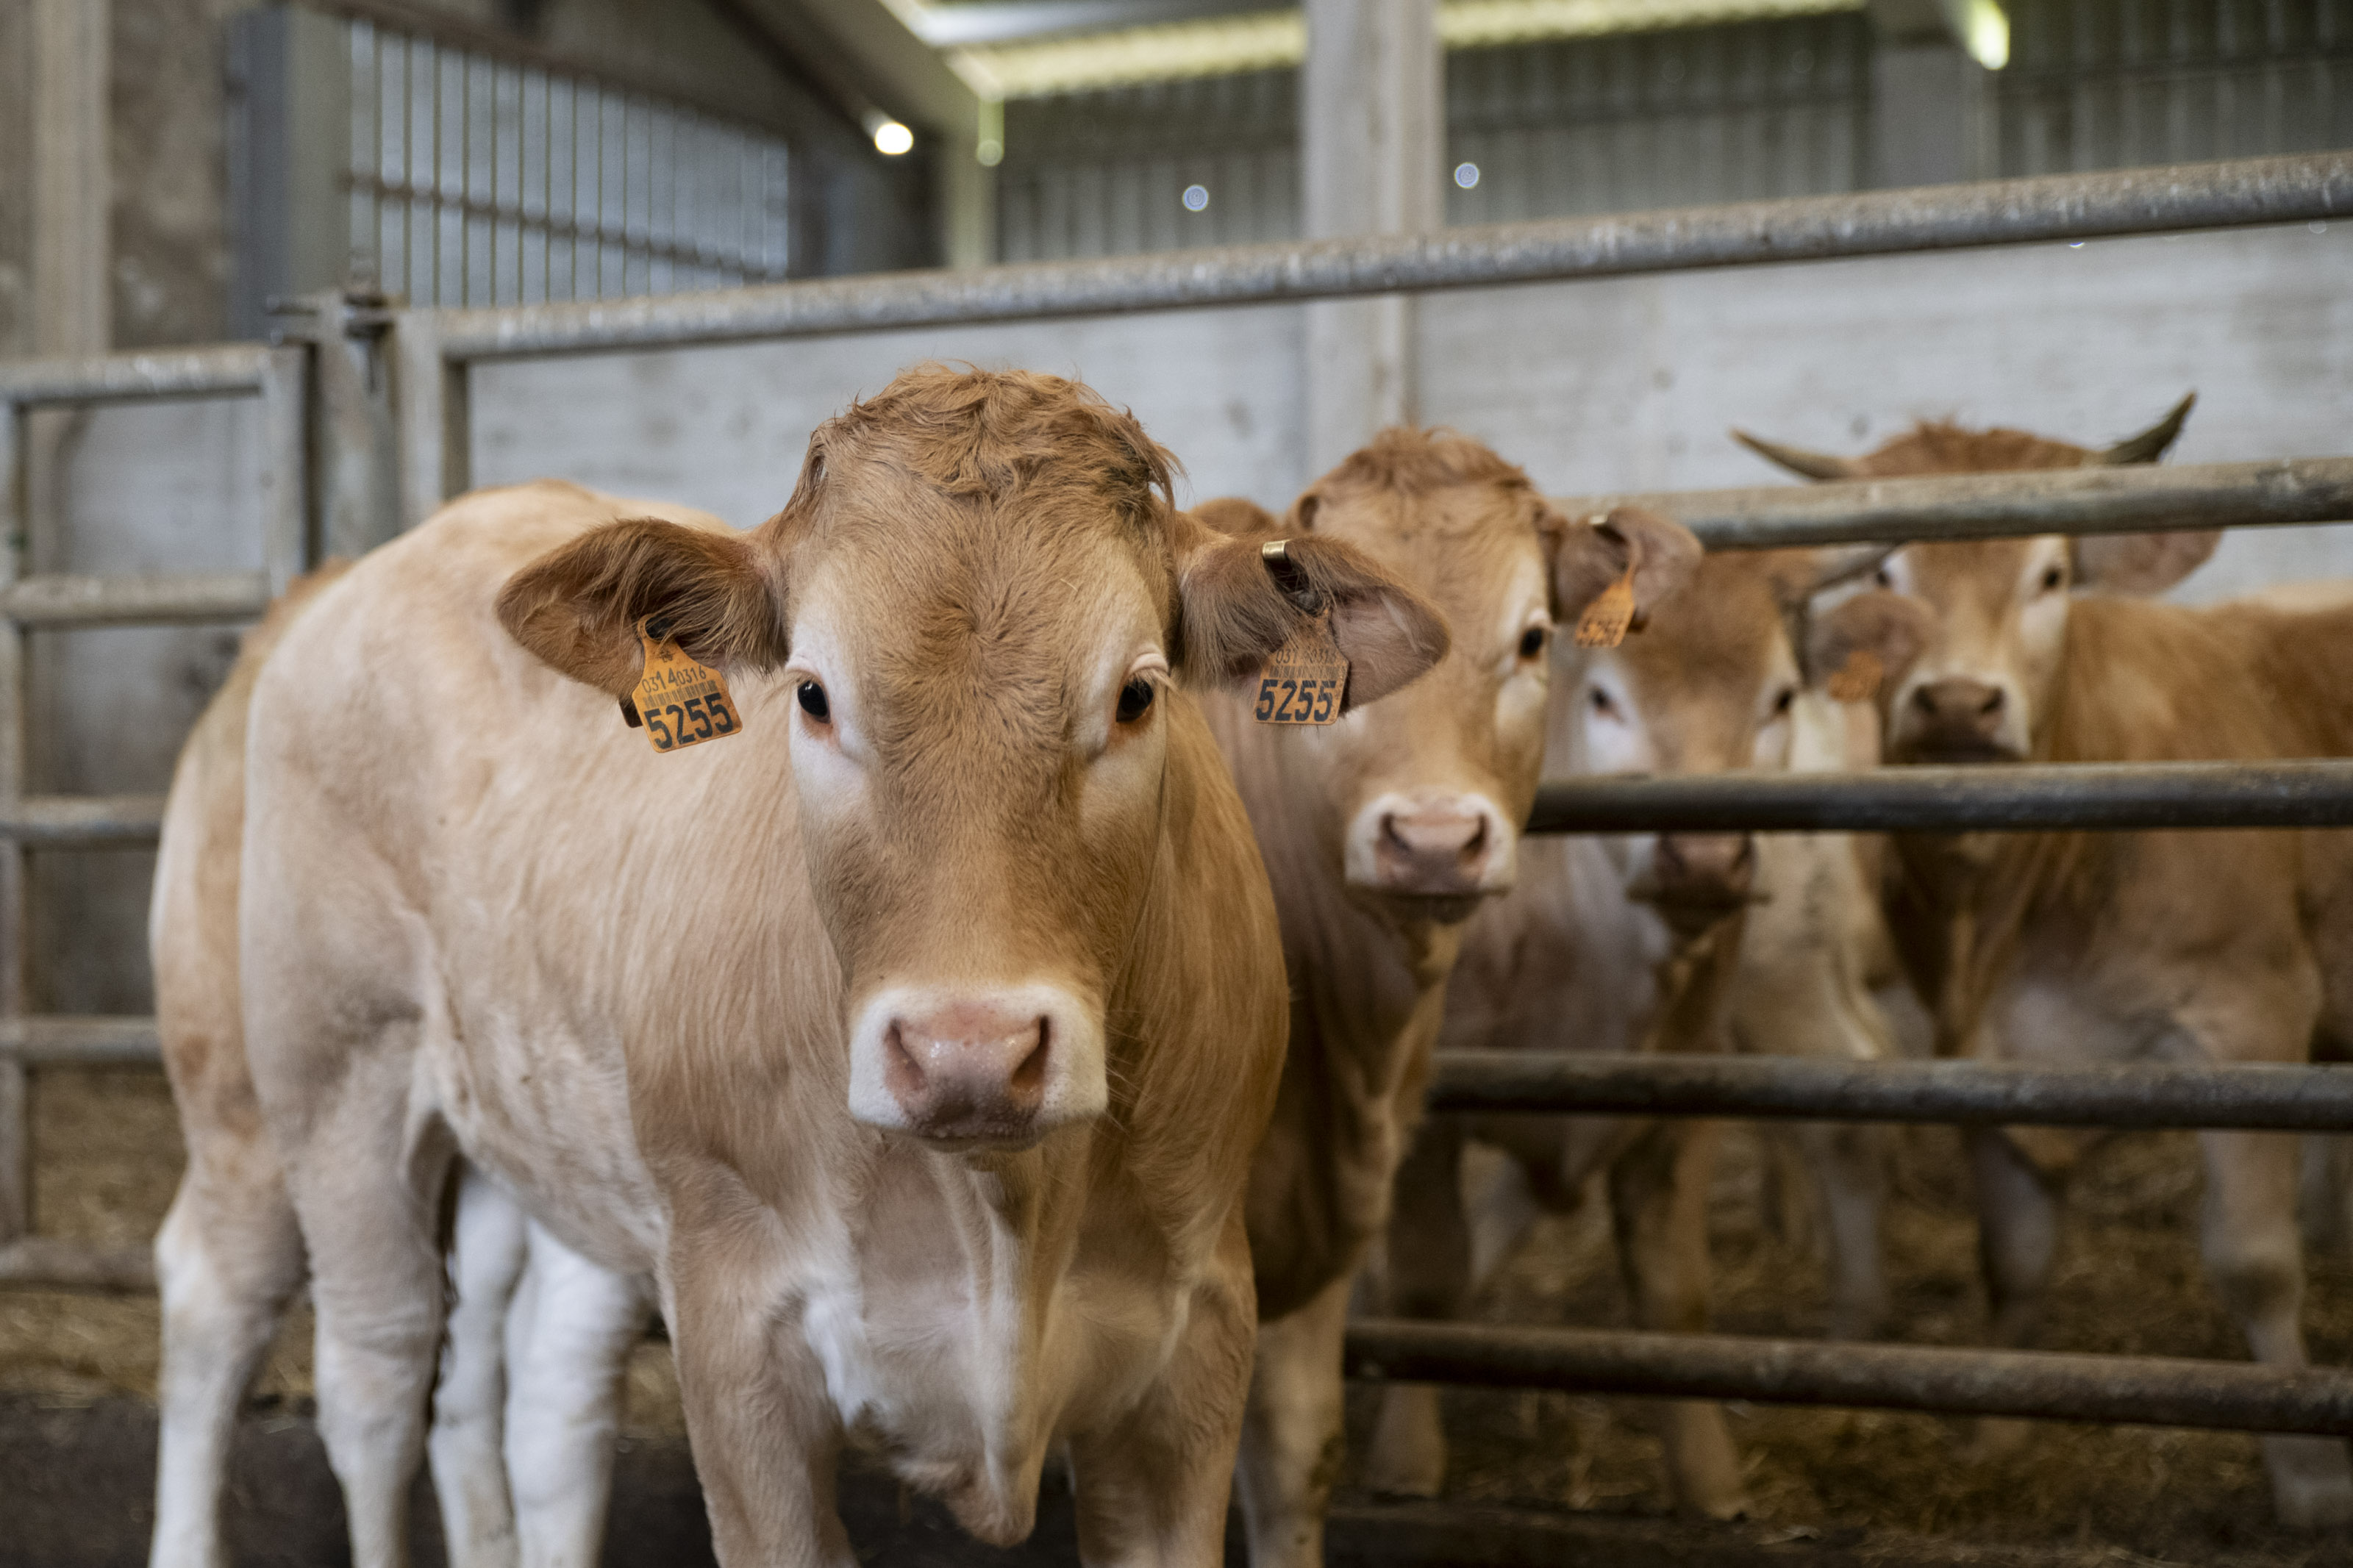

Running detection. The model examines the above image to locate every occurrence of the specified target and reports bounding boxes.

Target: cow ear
[2071,531,2219,596]
[1549,504,1701,630]
[1809,590,1933,706]
[497,518,785,698]
[1171,509,1449,710]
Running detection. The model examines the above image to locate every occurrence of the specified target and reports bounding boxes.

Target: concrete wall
[474,218,2353,603]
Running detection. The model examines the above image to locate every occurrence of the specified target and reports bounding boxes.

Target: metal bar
[1427,1052,2353,1130]
[259,345,310,599]
[0,572,272,627]
[0,1236,157,1292]
[0,345,275,407]
[1527,760,2353,834]
[0,1016,161,1067]
[0,403,27,1246]
[1343,1320,2353,1437]
[418,152,2351,362]
[0,796,166,845]
[393,311,469,525]
[1569,457,2353,549]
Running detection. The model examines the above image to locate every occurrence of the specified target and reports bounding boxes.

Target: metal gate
[4,147,2353,1531]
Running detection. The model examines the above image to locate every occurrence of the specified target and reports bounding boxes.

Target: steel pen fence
[5,151,2353,1481]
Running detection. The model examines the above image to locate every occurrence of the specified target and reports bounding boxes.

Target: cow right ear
[1548,504,1702,630]
[1171,509,1450,709]
[497,518,785,698]
[1808,590,1933,706]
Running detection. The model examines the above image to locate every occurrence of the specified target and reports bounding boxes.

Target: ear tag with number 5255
[627,617,743,753]
[1254,613,1349,726]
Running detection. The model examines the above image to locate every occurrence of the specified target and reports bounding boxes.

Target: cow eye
[796,680,830,723]
[1771,686,1796,717]
[2040,564,2066,593]
[1588,687,1616,718]
[1518,624,1549,659]
[1116,678,1156,724]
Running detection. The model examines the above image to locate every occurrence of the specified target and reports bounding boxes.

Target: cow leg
[505,1225,651,1568]
[283,1061,456,1568]
[1237,1269,1354,1568]
[1963,1128,2061,1460]
[1798,1120,1888,1339]
[429,1165,529,1568]
[668,1231,853,1567]
[1071,1214,1257,1567]
[2299,1133,2353,1258]
[2199,1128,2353,1528]
[1362,1118,1471,1499]
[1607,1120,1746,1519]
[149,1139,307,1568]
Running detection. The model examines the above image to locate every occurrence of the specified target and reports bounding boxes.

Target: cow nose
[1365,795,1512,899]
[1913,679,2004,722]
[1649,833,1757,919]
[1905,678,2013,757]
[883,1000,1051,1142]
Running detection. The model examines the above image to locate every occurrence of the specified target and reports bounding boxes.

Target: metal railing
[3,151,2352,1492]
[0,345,307,1291]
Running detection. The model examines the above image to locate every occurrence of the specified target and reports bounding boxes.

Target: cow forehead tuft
[805,363,1177,525]
[1857,421,2092,476]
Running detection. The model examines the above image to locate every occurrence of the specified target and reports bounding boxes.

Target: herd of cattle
[129,363,2353,1568]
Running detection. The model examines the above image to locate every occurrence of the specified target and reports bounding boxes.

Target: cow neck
[1224,710,1461,1084]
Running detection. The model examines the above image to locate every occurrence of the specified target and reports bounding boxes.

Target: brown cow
[215,368,1455,1566]
[1786,398,2353,1528]
[1363,546,1892,1517]
[1193,431,1701,1564]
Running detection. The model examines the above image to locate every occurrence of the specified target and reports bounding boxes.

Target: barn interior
[3,2,2352,1565]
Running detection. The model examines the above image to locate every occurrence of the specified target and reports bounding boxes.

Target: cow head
[498,367,1446,1150]
[1571,549,1854,937]
[1744,396,2210,763]
[1204,431,1699,926]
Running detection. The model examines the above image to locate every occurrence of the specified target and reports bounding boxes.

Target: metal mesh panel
[994,15,1869,262]
[344,18,792,308]
[997,70,1301,262]
[1999,0,2353,175]
[1445,13,1871,222]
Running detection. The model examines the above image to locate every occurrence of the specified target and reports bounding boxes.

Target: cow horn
[2090,392,2195,466]
[1732,429,1864,482]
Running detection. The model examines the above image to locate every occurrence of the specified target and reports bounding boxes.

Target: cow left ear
[498,517,786,697]
[1546,504,1702,630]
[1171,509,1449,709]
[2071,531,2220,596]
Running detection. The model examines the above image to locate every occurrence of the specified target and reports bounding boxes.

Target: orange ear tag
[629,617,745,753]
[1825,648,1883,705]
[1574,565,1638,648]
[1253,612,1349,726]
